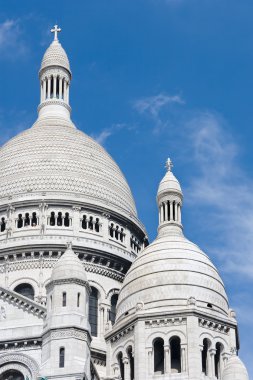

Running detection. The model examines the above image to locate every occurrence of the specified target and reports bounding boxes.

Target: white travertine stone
[222,355,249,380]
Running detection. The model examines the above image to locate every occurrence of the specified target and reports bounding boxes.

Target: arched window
[170,336,181,373]
[82,215,87,229]
[88,216,93,230]
[77,292,80,307]
[31,212,37,226]
[0,217,6,232]
[24,213,30,226]
[109,293,118,325]
[89,287,98,336]
[50,76,54,98]
[215,342,223,379]
[154,338,164,374]
[202,338,211,375]
[127,346,134,380]
[117,352,124,380]
[17,214,23,229]
[57,212,63,226]
[95,218,100,232]
[0,370,24,380]
[50,211,55,226]
[109,223,114,237]
[64,212,70,227]
[62,292,67,307]
[14,283,35,300]
[56,76,60,98]
[115,226,119,240]
[59,347,65,368]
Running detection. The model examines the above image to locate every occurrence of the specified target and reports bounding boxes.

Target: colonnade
[40,75,69,103]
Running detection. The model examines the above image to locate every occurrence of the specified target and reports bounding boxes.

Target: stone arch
[146,331,166,347]
[0,353,39,379]
[88,280,106,300]
[123,339,135,356]
[199,331,215,349]
[112,345,125,362]
[213,335,228,350]
[10,278,39,295]
[166,330,187,345]
[106,288,120,301]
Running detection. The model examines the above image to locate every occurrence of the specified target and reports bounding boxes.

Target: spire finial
[51,24,61,41]
[66,241,72,250]
[165,158,173,172]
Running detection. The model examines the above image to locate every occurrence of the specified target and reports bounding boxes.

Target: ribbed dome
[116,233,229,321]
[0,121,137,217]
[51,245,87,282]
[158,170,182,195]
[40,39,70,72]
[222,355,249,380]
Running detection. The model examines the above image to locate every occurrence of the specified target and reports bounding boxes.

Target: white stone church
[0,26,249,380]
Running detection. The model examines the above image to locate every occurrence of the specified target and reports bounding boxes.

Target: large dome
[0,121,137,217]
[116,233,229,321]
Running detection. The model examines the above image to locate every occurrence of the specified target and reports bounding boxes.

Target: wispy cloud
[0,19,28,59]
[92,123,136,146]
[133,93,184,133]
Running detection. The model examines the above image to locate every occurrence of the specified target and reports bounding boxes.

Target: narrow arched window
[24,213,30,227]
[215,342,223,379]
[17,214,23,228]
[64,212,70,227]
[50,295,53,310]
[56,76,60,98]
[127,346,134,380]
[57,212,63,226]
[202,338,210,375]
[109,223,114,237]
[170,336,181,373]
[109,293,118,325]
[77,292,80,307]
[14,283,34,300]
[88,216,93,230]
[62,292,67,307]
[45,79,48,99]
[95,218,100,233]
[31,212,37,226]
[154,338,164,373]
[115,226,119,240]
[0,217,6,232]
[120,228,124,242]
[59,347,65,368]
[50,211,55,226]
[117,352,124,380]
[50,76,54,98]
[89,287,98,336]
[82,215,87,229]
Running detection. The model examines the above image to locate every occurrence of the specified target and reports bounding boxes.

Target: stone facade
[0,26,249,380]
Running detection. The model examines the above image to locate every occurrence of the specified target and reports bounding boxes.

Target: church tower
[105,160,249,380]
[40,243,91,380]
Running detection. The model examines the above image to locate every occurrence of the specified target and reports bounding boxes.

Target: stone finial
[51,24,61,41]
[66,241,72,250]
[165,157,173,172]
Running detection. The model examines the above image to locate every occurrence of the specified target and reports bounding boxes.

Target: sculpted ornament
[187,296,196,306]
[135,301,144,312]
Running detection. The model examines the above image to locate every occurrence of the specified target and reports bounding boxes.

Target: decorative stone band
[0,352,40,379]
[145,317,187,329]
[0,285,46,318]
[37,99,71,112]
[43,327,91,346]
[0,338,42,352]
[109,324,135,344]
[199,318,230,334]
[46,278,91,292]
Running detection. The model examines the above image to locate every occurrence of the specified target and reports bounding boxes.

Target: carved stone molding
[145,317,186,329]
[110,325,134,344]
[0,352,40,378]
[199,318,230,334]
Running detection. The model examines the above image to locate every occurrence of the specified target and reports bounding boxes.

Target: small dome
[116,234,229,321]
[157,163,182,197]
[51,245,87,282]
[40,39,70,72]
[222,355,249,380]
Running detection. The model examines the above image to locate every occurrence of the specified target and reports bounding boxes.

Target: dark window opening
[64,212,70,227]
[207,303,213,308]
[127,346,134,380]
[14,283,34,300]
[154,338,164,373]
[202,338,210,375]
[0,217,6,232]
[56,76,60,98]
[17,214,23,228]
[77,292,80,307]
[89,287,98,336]
[62,292,67,307]
[109,223,114,238]
[50,212,55,226]
[50,76,54,98]
[95,218,100,232]
[109,293,118,325]
[24,213,30,227]
[59,347,65,368]
[82,215,87,229]
[57,212,63,226]
[0,370,24,380]
[88,216,93,230]
[115,226,119,240]
[31,212,37,226]
[118,352,124,380]
[215,342,223,379]
[170,336,181,373]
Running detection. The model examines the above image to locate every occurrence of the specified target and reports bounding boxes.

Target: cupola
[157,158,183,237]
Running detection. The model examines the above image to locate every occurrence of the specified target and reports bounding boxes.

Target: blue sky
[0,0,253,375]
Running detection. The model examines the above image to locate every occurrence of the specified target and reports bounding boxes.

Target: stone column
[178,205,181,223]
[147,348,153,375]
[43,80,46,100]
[165,202,168,222]
[53,75,57,98]
[170,202,173,221]
[66,82,69,103]
[164,345,171,374]
[72,206,81,235]
[161,203,164,222]
[209,348,216,377]
[59,77,63,99]
[181,344,187,372]
[175,202,178,221]
[48,77,51,98]
[123,357,130,380]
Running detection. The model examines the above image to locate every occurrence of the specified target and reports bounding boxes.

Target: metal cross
[165,157,173,172]
[51,24,61,41]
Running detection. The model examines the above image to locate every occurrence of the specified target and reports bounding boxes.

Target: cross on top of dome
[51,24,61,41]
[165,158,173,172]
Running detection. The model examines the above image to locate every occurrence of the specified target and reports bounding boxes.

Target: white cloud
[0,19,27,59]
[133,93,184,133]
[92,123,134,146]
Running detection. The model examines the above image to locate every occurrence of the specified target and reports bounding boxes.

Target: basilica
[0,26,249,380]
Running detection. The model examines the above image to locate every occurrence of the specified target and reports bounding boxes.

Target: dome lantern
[38,25,72,122]
[157,158,183,237]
